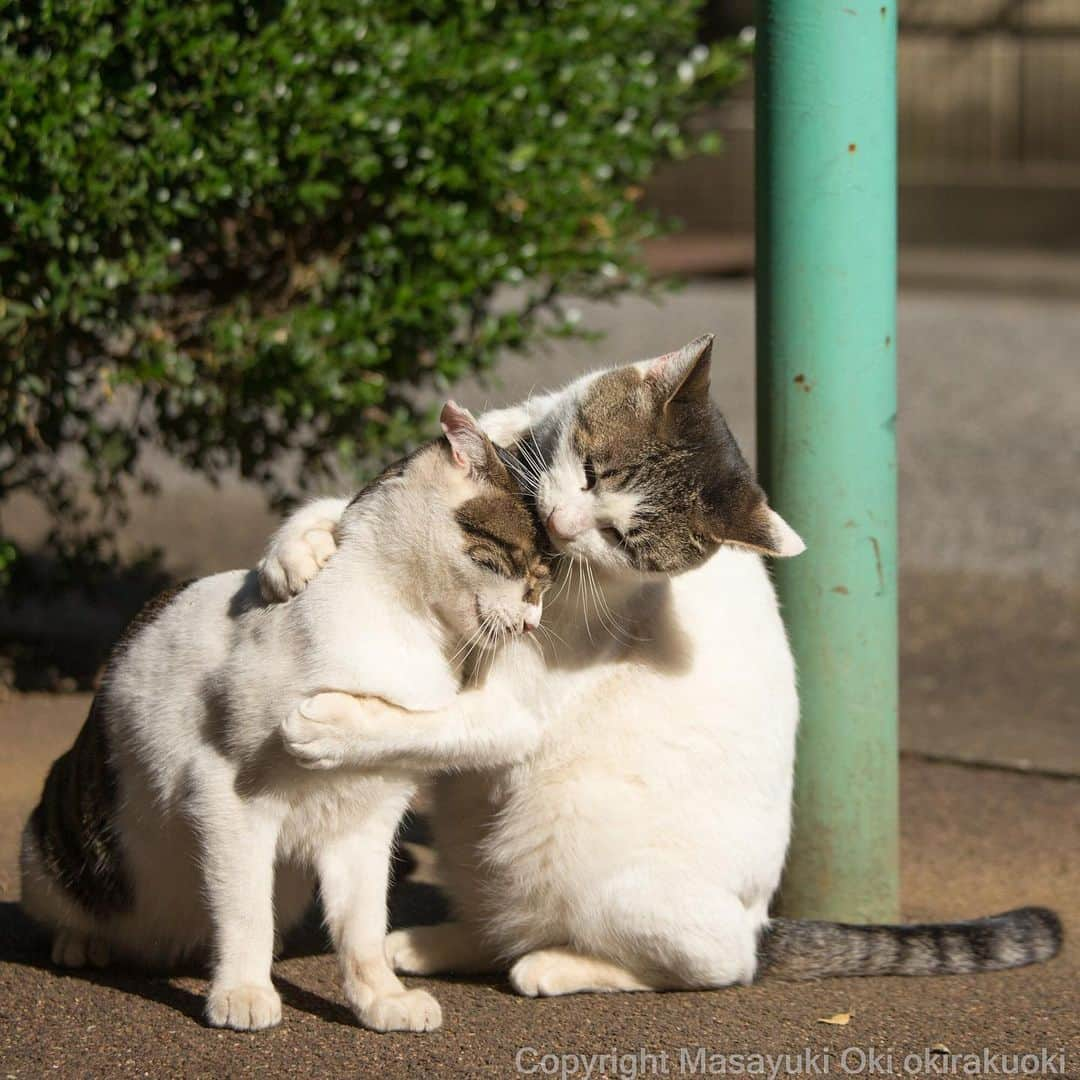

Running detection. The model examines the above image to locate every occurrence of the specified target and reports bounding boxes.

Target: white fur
[261,354,801,996]
[21,436,544,1032]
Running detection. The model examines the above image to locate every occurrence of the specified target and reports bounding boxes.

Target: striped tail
[757,907,1063,981]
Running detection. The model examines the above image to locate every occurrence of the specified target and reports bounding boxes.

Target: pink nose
[546,508,583,541]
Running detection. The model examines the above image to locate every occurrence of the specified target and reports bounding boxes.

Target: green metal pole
[755,0,899,922]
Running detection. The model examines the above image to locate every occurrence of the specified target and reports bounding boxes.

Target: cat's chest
[276,771,417,859]
[293,585,458,711]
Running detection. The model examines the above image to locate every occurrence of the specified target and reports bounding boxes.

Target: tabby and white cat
[268,335,1062,994]
[21,403,550,1033]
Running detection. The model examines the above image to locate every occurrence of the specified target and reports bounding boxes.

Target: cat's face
[451,487,549,646]
[438,403,550,648]
[527,336,803,577]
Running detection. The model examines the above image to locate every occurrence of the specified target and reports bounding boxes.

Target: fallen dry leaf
[817,1012,853,1026]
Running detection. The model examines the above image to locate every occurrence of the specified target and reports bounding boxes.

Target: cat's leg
[509,883,760,998]
[51,930,110,969]
[319,807,442,1033]
[257,496,347,602]
[202,801,283,1031]
[283,688,536,773]
[384,923,498,976]
[509,948,655,997]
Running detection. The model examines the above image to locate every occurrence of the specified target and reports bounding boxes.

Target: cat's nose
[546,507,586,541]
[522,604,542,632]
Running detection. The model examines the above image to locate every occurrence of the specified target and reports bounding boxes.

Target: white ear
[644,333,714,406]
[476,404,532,448]
[765,507,806,557]
[440,400,490,473]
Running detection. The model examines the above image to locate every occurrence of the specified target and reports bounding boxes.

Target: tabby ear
[709,500,806,559]
[440,400,491,474]
[644,333,714,408]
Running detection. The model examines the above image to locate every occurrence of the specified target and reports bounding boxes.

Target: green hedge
[0,0,744,586]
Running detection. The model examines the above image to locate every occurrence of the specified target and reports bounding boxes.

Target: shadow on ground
[0,806,451,1033]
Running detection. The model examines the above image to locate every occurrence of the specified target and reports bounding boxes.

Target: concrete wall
[649,0,1080,248]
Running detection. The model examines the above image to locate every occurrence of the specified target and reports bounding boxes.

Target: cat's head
[435,401,550,646]
[526,335,804,576]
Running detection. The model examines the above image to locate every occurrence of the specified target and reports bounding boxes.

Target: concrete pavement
[0,691,1076,1077]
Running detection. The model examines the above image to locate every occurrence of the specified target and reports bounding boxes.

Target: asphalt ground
[0,695,1076,1077]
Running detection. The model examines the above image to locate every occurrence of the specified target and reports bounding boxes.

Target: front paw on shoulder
[258,525,337,602]
[281,698,346,770]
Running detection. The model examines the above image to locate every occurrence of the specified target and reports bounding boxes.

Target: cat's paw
[357,989,442,1033]
[384,928,439,975]
[205,983,282,1031]
[509,951,581,997]
[384,924,493,975]
[51,931,110,969]
[281,696,349,769]
[258,525,337,603]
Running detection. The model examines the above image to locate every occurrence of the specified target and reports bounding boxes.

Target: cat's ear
[441,400,510,487]
[757,507,806,558]
[644,333,714,408]
[707,497,806,559]
[441,400,490,474]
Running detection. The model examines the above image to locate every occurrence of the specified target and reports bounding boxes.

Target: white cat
[269,336,1061,991]
[21,403,550,1033]
[268,338,805,993]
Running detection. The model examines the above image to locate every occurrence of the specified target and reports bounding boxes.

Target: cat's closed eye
[583,457,621,491]
[469,547,506,575]
[582,458,597,491]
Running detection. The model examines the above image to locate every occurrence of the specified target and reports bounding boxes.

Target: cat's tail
[756,906,1063,981]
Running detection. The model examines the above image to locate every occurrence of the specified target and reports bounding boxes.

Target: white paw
[281,697,347,770]
[205,984,282,1031]
[384,929,436,975]
[509,953,570,998]
[358,989,442,1033]
[304,526,337,567]
[258,525,337,602]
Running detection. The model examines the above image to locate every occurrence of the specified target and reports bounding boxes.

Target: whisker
[468,620,496,685]
[588,561,631,635]
[515,439,546,482]
[583,559,629,646]
[547,559,573,606]
[535,622,568,651]
[448,620,487,668]
[576,558,594,644]
[502,455,540,495]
